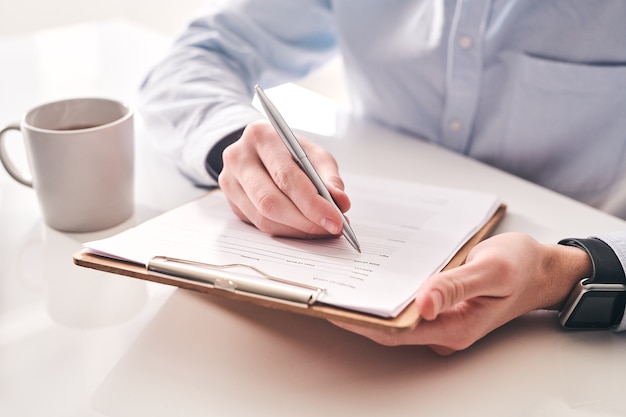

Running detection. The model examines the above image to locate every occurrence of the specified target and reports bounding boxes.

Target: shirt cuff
[592,232,626,331]
[180,106,263,187]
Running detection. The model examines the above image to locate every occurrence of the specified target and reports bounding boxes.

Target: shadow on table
[92,288,626,417]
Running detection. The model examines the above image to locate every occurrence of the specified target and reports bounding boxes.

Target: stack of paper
[81,174,502,319]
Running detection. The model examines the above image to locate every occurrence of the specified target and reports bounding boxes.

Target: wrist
[541,243,592,310]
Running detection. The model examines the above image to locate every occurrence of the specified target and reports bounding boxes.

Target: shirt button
[449,119,463,132]
[458,35,473,49]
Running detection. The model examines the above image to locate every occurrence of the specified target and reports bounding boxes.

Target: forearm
[139,46,262,186]
[138,1,337,186]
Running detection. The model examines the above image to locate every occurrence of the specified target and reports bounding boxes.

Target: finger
[415,258,512,321]
[224,159,333,237]
[221,177,317,236]
[329,316,471,351]
[256,135,346,235]
[330,299,500,354]
[427,345,456,356]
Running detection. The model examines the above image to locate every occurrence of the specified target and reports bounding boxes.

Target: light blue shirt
[140,0,626,217]
[139,0,626,329]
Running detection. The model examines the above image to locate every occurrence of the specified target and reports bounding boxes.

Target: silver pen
[254,85,361,253]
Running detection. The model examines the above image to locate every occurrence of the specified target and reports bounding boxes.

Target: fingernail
[321,217,339,234]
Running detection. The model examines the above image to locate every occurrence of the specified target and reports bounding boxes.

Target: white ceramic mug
[0,97,134,232]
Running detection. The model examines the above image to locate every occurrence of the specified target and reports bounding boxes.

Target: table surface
[2,20,626,417]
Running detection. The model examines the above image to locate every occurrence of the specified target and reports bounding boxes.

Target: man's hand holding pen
[218,119,352,240]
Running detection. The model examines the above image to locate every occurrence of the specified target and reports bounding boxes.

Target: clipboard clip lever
[147,256,325,308]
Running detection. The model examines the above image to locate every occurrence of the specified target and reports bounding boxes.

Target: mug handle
[0,123,33,187]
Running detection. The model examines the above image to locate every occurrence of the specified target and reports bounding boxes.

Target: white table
[2,20,626,417]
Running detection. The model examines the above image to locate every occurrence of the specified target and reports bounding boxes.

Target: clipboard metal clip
[147,256,326,308]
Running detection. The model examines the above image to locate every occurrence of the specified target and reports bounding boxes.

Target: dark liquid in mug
[57,124,100,131]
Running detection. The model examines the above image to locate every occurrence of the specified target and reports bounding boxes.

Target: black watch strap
[205,127,246,181]
[558,238,626,328]
[558,238,626,285]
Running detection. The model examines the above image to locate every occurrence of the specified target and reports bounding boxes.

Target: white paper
[83,174,500,317]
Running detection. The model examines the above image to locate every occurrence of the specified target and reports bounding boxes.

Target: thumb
[414,264,479,320]
[415,286,446,321]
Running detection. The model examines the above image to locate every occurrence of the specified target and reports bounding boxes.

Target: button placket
[440,1,491,153]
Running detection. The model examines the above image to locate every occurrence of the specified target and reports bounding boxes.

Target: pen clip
[147,256,325,307]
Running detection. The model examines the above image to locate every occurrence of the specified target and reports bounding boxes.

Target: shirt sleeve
[138,0,337,186]
[593,231,626,331]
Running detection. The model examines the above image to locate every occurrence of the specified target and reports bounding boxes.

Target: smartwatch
[558,238,626,329]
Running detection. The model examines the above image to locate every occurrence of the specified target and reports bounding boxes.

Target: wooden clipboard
[73,204,506,333]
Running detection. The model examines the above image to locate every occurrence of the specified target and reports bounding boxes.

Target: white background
[1,0,206,37]
[0,0,347,102]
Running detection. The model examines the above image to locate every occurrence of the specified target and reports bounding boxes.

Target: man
[139,0,626,354]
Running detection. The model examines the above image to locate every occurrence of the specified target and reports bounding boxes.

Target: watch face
[560,283,626,329]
